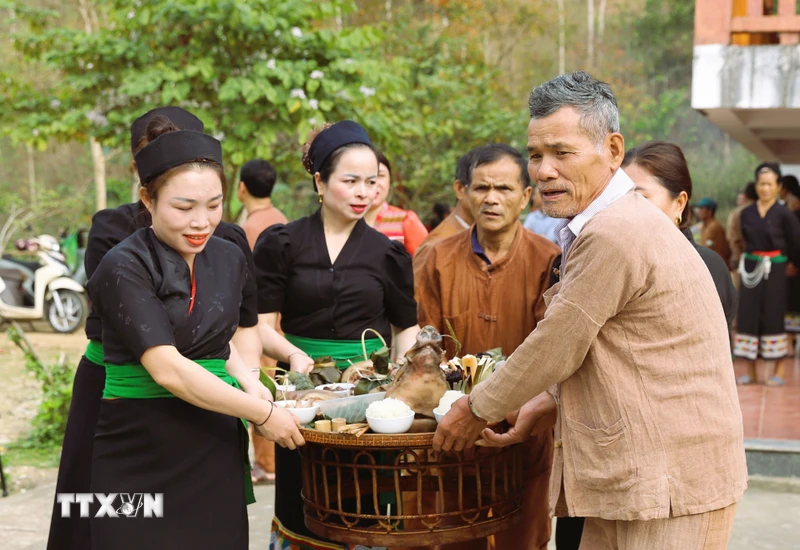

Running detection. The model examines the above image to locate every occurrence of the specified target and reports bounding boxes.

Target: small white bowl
[433,407,447,423]
[315,383,355,397]
[275,400,319,424]
[366,412,415,434]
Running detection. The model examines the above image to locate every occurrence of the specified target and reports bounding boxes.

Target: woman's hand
[288,352,314,374]
[255,404,305,450]
[243,378,274,402]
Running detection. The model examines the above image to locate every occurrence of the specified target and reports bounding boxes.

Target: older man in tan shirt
[434,72,747,549]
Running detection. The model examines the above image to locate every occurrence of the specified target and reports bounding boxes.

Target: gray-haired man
[434,71,747,549]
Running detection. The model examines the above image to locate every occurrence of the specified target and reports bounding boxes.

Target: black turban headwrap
[134,130,223,185]
[130,107,205,154]
[307,120,373,176]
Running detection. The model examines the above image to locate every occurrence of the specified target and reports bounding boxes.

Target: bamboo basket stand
[299,428,525,547]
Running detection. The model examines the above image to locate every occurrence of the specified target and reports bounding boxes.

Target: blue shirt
[523,210,560,243]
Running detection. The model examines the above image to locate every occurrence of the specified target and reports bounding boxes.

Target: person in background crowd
[727,183,757,283]
[695,197,732,265]
[416,143,562,550]
[623,141,737,329]
[438,71,746,550]
[254,121,420,549]
[237,158,288,486]
[428,201,452,230]
[523,186,560,243]
[364,150,429,256]
[735,162,800,386]
[414,151,476,271]
[238,159,288,249]
[782,175,800,354]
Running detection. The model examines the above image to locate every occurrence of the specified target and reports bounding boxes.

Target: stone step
[745,438,800,482]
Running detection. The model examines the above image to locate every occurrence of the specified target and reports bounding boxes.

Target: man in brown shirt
[417,143,560,549]
[413,151,475,273]
[237,158,287,483]
[239,159,288,249]
[435,72,747,549]
[696,197,731,264]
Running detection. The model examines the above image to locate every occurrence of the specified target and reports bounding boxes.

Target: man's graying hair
[528,71,620,148]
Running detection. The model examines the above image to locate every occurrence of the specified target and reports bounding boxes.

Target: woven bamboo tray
[300,427,435,448]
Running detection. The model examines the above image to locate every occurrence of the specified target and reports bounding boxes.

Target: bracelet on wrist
[255,401,275,426]
[287,351,309,361]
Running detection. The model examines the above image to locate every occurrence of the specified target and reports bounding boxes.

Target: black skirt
[47,355,106,550]
[734,259,788,359]
[90,398,248,550]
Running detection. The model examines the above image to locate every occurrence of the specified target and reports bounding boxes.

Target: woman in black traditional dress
[735,163,800,386]
[254,121,420,549]
[87,116,305,550]
[46,106,284,550]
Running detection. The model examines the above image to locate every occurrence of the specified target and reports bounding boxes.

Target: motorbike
[0,235,87,333]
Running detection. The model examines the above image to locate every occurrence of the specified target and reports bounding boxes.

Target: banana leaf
[309,366,341,386]
[370,345,391,375]
[286,371,315,390]
[259,370,277,399]
[355,378,386,395]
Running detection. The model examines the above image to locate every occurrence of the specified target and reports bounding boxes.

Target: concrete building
[693,0,800,167]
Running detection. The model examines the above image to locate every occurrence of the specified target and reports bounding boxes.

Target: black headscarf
[130,107,205,154]
[134,130,222,184]
[307,120,372,175]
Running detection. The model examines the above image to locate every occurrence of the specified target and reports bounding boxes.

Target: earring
[675,215,682,226]
[318,195,323,203]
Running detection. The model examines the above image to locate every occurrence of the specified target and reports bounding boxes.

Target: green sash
[284,333,384,369]
[103,358,255,505]
[745,253,787,263]
[84,340,105,367]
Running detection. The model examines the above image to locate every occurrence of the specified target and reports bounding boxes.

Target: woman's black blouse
[253,210,417,343]
[740,202,800,262]
[87,228,257,365]
[682,229,737,329]
[84,202,257,342]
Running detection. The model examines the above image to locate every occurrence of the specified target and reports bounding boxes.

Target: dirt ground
[0,323,88,492]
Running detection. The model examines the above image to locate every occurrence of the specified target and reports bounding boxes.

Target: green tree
[2,0,385,217]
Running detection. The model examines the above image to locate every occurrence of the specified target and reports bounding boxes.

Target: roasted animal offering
[385,325,449,417]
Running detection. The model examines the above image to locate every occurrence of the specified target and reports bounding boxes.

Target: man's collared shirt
[555,168,635,262]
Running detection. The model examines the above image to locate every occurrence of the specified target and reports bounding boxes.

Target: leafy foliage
[6,323,73,448]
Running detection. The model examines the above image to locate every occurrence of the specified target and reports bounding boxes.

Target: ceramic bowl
[433,407,448,423]
[366,411,415,434]
[274,400,318,424]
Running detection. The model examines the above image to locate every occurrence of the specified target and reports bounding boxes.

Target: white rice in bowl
[366,398,413,419]
[437,390,465,414]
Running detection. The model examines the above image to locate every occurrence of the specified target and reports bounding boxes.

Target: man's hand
[788,263,799,278]
[480,391,557,447]
[288,352,314,374]
[433,396,487,452]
